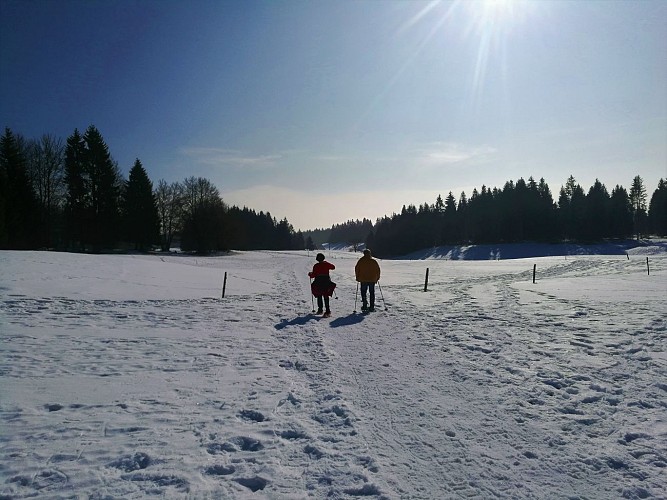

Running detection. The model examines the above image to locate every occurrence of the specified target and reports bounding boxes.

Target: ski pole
[310,278,315,312]
[378,282,388,310]
[354,282,359,313]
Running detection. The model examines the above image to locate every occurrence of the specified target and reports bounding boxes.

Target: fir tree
[648,179,667,236]
[586,180,610,241]
[609,185,633,239]
[629,175,648,240]
[123,159,160,251]
[64,129,88,250]
[0,128,39,249]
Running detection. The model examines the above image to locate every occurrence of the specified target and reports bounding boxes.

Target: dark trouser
[317,295,330,312]
[361,282,375,308]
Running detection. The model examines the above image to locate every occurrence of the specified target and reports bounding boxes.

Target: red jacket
[309,261,335,278]
[309,261,336,297]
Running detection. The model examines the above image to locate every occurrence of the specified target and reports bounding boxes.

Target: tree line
[0,126,304,253]
[363,176,666,257]
[2,126,665,256]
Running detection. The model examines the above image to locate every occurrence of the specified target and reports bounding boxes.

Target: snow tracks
[1,251,665,499]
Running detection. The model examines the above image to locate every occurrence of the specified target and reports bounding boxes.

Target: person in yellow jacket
[355,248,381,312]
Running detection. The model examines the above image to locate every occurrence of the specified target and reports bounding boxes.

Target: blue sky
[1,0,665,230]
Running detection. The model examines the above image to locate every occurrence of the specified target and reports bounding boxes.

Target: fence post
[222,271,227,298]
[533,264,536,284]
[424,267,429,292]
[647,257,650,276]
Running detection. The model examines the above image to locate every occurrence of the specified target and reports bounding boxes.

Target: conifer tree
[0,128,39,248]
[586,179,610,241]
[609,185,633,239]
[63,126,123,251]
[64,129,88,250]
[123,159,160,251]
[629,175,648,240]
[83,126,122,251]
[648,179,667,236]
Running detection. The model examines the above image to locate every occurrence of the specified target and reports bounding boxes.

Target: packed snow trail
[1,250,665,499]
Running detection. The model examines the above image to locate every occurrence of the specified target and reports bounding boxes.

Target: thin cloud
[415,142,497,165]
[182,147,281,167]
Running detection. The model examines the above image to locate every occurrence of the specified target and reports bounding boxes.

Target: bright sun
[478,0,522,26]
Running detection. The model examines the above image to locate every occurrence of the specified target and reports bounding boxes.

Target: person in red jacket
[308,253,336,317]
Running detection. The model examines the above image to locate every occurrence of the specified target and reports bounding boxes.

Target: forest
[0,126,304,254]
[1,126,666,256]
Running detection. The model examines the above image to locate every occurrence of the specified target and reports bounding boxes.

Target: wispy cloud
[415,142,497,165]
[182,147,281,168]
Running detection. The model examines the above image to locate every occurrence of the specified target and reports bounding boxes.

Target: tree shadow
[329,313,365,328]
[274,314,319,330]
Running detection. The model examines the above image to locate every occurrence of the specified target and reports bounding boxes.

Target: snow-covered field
[1,246,666,499]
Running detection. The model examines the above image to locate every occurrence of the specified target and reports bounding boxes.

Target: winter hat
[316,253,325,262]
[363,249,371,257]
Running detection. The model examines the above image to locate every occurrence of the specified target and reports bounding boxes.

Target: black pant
[316,295,330,312]
[361,282,375,307]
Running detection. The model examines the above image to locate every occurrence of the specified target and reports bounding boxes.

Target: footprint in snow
[234,476,268,492]
[207,436,264,454]
[108,452,152,472]
[239,409,267,422]
[204,464,236,476]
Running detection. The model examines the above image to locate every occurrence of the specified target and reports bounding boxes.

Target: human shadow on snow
[274,315,320,330]
[329,314,365,329]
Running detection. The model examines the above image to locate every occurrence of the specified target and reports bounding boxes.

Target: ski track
[1,252,666,499]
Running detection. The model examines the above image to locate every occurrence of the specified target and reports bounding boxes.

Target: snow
[1,246,666,499]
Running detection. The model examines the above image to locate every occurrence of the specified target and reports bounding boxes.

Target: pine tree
[537,178,555,241]
[609,185,633,239]
[648,179,667,236]
[585,179,610,241]
[442,191,457,244]
[64,129,88,250]
[558,176,585,240]
[123,159,160,251]
[629,175,648,240]
[83,126,122,251]
[0,128,39,248]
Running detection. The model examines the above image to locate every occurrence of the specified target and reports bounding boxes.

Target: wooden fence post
[424,268,429,292]
[222,271,227,298]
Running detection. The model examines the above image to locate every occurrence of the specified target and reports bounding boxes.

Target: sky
[1,0,666,231]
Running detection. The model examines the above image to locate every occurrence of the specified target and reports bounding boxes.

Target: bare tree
[182,176,222,216]
[179,176,227,253]
[27,134,66,247]
[155,179,184,251]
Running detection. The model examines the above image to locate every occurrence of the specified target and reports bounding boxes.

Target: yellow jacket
[355,255,381,283]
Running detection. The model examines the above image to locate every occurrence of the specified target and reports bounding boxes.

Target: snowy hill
[1,249,666,498]
[399,240,667,260]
